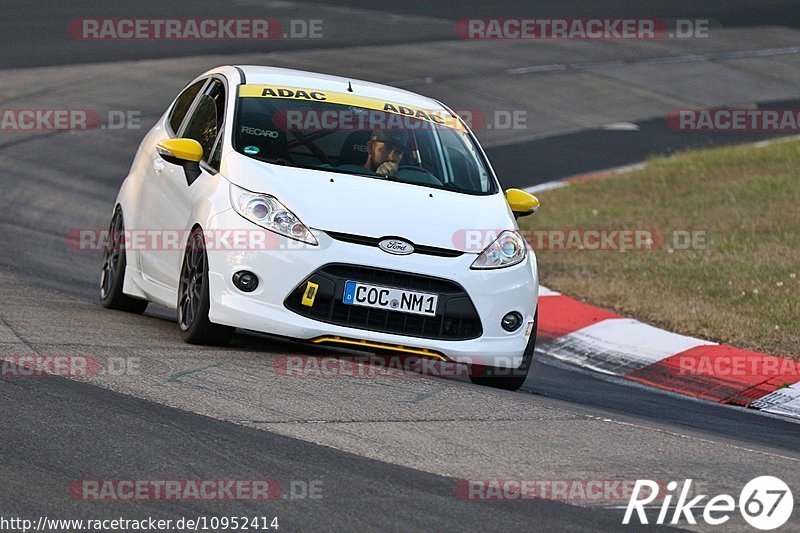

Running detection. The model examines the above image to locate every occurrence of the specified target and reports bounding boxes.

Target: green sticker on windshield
[243,145,260,155]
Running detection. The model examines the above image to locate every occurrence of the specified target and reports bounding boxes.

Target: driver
[363,130,408,175]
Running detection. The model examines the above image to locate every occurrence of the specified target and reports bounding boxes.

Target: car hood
[223,154,516,252]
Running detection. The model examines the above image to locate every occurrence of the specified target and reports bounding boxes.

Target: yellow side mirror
[505,188,540,218]
[156,138,204,185]
[157,138,203,163]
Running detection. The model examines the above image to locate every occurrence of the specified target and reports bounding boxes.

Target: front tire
[469,311,537,391]
[100,207,148,314]
[177,228,235,345]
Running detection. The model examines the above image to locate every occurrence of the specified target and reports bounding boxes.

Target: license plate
[342,281,438,316]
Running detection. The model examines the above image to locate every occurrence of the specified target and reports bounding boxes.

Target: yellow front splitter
[310,336,449,361]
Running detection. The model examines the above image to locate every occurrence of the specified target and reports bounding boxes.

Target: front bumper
[205,209,539,368]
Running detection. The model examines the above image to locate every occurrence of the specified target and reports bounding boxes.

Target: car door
[138,77,226,291]
[136,77,207,288]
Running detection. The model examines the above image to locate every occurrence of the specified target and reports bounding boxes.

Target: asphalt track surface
[5,0,799,69]
[3,366,655,532]
[1,2,799,532]
[492,108,800,186]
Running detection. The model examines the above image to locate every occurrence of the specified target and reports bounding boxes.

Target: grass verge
[520,138,800,359]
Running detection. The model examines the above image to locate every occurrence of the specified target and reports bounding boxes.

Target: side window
[168,79,206,134]
[182,79,226,166]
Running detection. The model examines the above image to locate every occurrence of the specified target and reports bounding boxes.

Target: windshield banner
[238,84,465,130]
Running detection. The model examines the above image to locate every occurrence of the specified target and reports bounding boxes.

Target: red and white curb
[535,286,800,420]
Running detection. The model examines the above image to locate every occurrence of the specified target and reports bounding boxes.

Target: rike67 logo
[624,476,793,529]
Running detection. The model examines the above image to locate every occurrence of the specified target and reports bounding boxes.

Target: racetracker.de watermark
[1,355,140,378]
[0,109,140,131]
[667,109,800,131]
[67,228,317,252]
[68,18,323,40]
[68,479,323,501]
[453,229,710,252]
[69,480,280,501]
[267,108,527,132]
[455,479,664,503]
[274,355,472,379]
[676,355,800,379]
[455,18,710,40]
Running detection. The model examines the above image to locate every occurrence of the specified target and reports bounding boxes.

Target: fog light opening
[232,271,258,293]
[501,311,523,332]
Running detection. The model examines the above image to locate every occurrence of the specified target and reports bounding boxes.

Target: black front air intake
[284,264,482,340]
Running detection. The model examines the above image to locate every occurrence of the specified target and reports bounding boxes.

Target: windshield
[233,84,498,195]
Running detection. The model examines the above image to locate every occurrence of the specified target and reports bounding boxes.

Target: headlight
[229,183,318,245]
[470,230,527,269]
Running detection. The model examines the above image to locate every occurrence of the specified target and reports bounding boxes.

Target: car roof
[235,65,450,113]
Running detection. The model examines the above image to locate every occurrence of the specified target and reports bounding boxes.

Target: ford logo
[378,238,414,255]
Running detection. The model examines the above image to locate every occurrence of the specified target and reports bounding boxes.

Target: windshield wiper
[252,156,295,166]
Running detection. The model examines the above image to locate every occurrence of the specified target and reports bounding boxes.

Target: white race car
[101,65,540,390]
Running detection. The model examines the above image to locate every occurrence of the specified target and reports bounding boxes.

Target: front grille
[325,231,463,258]
[284,264,482,340]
